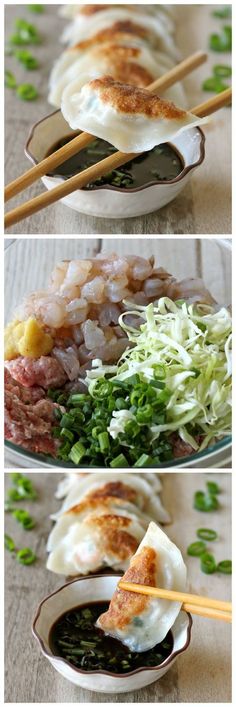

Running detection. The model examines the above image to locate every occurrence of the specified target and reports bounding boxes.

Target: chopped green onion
[12,509,35,530]
[69,441,86,465]
[194,491,220,512]
[187,541,206,556]
[4,534,15,552]
[5,69,17,88]
[206,481,221,495]
[212,7,231,19]
[209,26,232,52]
[12,18,41,45]
[217,560,232,574]
[213,64,232,78]
[133,454,152,467]
[16,548,37,565]
[197,528,218,541]
[200,552,217,574]
[98,431,110,453]
[29,4,44,12]
[60,427,74,443]
[110,453,128,468]
[16,83,38,100]
[202,77,228,93]
[14,49,39,69]
[68,393,89,405]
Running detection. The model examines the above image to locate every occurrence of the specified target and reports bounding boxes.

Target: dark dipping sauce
[49,601,173,673]
[46,135,184,189]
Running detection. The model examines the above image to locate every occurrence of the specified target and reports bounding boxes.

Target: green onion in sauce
[46,136,184,189]
[49,602,173,673]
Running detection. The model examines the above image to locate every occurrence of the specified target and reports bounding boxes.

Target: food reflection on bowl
[32,574,192,693]
[25,110,205,219]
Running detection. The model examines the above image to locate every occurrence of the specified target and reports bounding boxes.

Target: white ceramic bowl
[25,110,205,219]
[32,574,192,694]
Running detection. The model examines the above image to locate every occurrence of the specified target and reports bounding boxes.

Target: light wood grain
[4,472,232,703]
[4,4,231,235]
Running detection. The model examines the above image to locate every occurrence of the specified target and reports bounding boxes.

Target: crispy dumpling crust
[98,546,156,630]
[86,481,138,504]
[74,20,151,50]
[88,76,186,118]
[86,513,139,561]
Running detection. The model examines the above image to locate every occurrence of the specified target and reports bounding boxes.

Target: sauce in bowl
[46,135,184,189]
[49,601,173,673]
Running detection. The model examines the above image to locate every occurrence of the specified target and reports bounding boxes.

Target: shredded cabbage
[87,299,232,451]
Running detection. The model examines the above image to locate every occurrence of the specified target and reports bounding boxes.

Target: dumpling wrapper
[60,8,178,59]
[49,42,181,108]
[47,495,150,552]
[46,512,145,576]
[61,76,206,153]
[51,472,170,524]
[97,521,187,651]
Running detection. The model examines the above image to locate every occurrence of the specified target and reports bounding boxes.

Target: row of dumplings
[49,3,186,111]
[46,472,170,577]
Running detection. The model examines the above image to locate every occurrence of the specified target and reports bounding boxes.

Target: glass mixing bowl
[4,238,232,469]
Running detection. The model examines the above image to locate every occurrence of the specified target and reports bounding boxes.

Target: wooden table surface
[4,471,231,703]
[4,4,231,235]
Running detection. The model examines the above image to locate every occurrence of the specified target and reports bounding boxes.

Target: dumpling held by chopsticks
[97,521,187,651]
[61,75,207,153]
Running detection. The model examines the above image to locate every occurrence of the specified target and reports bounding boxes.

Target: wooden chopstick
[4,50,207,204]
[118,581,232,622]
[183,604,231,623]
[5,71,231,229]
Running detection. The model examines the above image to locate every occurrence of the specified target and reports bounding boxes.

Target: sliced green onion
[217,560,232,574]
[60,427,74,443]
[16,548,37,565]
[152,364,166,379]
[200,552,217,574]
[194,491,220,512]
[187,541,206,556]
[69,441,86,465]
[209,26,232,52]
[14,49,39,69]
[68,393,89,405]
[202,77,228,93]
[197,528,218,541]
[133,454,152,467]
[212,7,231,19]
[5,69,17,89]
[12,509,35,530]
[16,83,38,100]
[206,481,221,495]
[29,4,44,12]
[4,534,15,552]
[98,431,110,453]
[150,379,166,389]
[110,453,128,468]
[213,64,231,78]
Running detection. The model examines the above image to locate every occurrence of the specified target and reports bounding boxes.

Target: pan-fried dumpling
[49,40,175,107]
[60,9,178,59]
[51,472,170,524]
[61,76,206,153]
[47,495,150,552]
[49,43,185,109]
[59,6,175,34]
[55,472,88,499]
[46,512,145,575]
[97,521,187,651]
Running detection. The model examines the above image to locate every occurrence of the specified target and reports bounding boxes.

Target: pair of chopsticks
[4,51,232,228]
[119,581,232,623]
